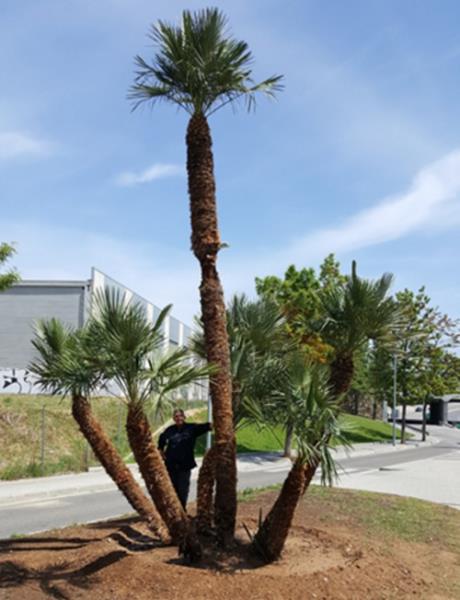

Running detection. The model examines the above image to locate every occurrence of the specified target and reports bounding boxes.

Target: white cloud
[115,163,184,186]
[284,149,460,262]
[0,131,53,160]
[2,150,460,324]
[0,219,200,324]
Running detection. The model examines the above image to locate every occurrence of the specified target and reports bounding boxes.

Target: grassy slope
[1,395,407,479]
[0,394,203,480]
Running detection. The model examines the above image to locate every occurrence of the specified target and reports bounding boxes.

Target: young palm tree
[90,289,210,552]
[29,319,170,543]
[251,357,348,562]
[321,261,399,397]
[130,8,283,543]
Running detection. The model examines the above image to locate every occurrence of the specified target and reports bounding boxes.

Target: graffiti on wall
[0,369,39,394]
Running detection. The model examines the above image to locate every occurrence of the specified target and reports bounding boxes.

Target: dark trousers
[167,467,191,509]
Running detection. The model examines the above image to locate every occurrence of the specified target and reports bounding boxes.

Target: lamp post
[392,353,397,446]
[206,389,212,451]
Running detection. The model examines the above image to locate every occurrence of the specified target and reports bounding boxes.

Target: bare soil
[0,488,459,600]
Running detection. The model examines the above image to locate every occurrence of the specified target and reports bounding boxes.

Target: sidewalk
[334,426,460,510]
[335,452,460,509]
[0,436,440,506]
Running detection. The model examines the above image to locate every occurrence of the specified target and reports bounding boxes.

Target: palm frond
[29,319,103,396]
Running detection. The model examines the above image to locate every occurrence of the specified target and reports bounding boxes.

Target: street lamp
[392,353,397,446]
[206,389,212,451]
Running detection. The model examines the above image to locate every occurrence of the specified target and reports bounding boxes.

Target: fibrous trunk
[253,459,306,562]
[71,395,169,543]
[329,352,354,398]
[186,112,236,545]
[126,404,190,546]
[302,461,319,494]
[196,445,218,534]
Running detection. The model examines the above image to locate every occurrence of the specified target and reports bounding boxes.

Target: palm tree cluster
[189,262,398,560]
[30,290,211,555]
[28,8,403,566]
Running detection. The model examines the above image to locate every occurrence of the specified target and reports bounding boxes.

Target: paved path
[0,426,458,538]
[334,426,460,509]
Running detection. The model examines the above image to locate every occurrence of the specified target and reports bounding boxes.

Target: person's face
[173,411,185,427]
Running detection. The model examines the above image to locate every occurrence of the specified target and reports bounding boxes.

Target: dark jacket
[158,422,211,471]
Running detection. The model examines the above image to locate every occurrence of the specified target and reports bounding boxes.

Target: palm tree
[90,289,210,554]
[321,261,399,398]
[192,294,285,533]
[29,318,170,543]
[251,357,347,562]
[0,242,20,291]
[130,8,283,543]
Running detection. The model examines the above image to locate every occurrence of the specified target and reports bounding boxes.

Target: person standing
[158,408,211,509]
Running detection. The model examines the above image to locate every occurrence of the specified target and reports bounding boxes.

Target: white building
[0,267,206,400]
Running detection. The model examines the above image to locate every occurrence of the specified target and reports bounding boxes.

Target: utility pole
[206,389,212,451]
[392,353,397,446]
[40,402,46,474]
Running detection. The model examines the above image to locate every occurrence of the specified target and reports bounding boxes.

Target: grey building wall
[0,281,88,369]
[0,268,207,400]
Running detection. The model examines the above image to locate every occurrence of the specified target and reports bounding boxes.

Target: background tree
[0,242,19,290]
[255,256,339,364]
[130,8,283,544]
[394,287,460,442]
[367,343,394,420]
[257,257,399,403]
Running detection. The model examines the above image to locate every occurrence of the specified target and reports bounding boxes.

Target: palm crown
[130,8,283,116]
[321,261,399,354]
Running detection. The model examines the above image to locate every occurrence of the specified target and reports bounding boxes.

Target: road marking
[0,487,124,509]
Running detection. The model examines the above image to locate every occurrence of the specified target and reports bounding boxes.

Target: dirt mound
[0,490,458,600]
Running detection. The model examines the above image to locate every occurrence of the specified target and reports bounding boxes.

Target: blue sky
[1,0,460,324]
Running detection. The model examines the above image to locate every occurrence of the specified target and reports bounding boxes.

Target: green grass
[307,485,460,552]
[338,414,407,444]
[194,413,407,456]
[237,484,281,503]
[240,484,460,561]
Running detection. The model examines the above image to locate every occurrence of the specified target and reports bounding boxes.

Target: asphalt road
[0,427,458,539]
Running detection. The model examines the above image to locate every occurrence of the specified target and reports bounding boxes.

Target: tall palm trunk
[253,459,306,562]
[186,112,236,544]
[329,352,354,398]
[196,445,218,534]
[126,404,189,545]
[71,395,169,543]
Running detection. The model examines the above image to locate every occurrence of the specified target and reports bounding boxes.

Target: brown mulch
[0,491,458,600]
